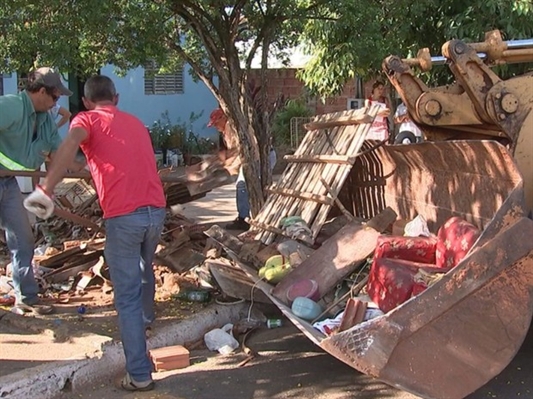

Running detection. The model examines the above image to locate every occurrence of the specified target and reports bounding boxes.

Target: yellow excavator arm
[383,30,533,213]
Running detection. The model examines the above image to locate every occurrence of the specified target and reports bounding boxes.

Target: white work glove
[23,185,55,219]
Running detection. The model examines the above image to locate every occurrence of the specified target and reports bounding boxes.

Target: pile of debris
[0,152,238,311]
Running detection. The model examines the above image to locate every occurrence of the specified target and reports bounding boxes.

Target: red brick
[149,345,190,372]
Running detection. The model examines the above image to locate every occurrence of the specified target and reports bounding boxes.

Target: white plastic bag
[204,323,239,354]
[404,215,432,237]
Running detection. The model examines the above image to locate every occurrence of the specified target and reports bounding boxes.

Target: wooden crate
[149,345,190,372]
[251,106,380,245]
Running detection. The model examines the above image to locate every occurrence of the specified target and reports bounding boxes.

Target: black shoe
[226,217,250,231]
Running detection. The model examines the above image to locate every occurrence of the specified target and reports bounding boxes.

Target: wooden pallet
[251,105,380,245]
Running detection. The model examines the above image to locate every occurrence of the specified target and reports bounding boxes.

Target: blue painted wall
[101,65,219,140]
[2,66,220,140]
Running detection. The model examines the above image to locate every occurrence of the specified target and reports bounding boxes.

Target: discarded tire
[394,131,417,144]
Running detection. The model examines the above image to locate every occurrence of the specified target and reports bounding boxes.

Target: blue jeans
[0,177,38,305]
[236,180,250,219]
[104,206,165,382]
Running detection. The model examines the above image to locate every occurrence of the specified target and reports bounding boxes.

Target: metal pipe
[507,39,533,49]
[431,53,487,65]
[430,38,533,65]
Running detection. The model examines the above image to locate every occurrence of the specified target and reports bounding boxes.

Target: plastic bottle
[267,319,283,328]
[174,290,210,302]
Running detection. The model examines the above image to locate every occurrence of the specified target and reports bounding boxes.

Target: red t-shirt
[71,105,166,218]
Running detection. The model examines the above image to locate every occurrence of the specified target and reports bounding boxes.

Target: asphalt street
[53,323,533,399]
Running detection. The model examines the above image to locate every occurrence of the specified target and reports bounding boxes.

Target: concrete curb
[0,302,250,399]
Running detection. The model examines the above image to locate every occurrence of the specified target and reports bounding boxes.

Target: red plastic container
[286,279,320,304]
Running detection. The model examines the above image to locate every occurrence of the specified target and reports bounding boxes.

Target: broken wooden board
[271,207,397,305]
[38,244,87,268]
[46,255,103,284]
[158,247,206,273]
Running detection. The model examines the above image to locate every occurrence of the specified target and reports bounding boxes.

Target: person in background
[207,107,277,231]
[0,67,72,315]
[394,101,423,144]
[49,103,71,128]
[364,81,390,141]
[226,146,276,231]
[24,75,166,392]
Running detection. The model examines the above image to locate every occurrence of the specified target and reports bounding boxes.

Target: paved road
[55,323,533,399]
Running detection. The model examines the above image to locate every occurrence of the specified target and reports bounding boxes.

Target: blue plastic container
[291,297,322,321]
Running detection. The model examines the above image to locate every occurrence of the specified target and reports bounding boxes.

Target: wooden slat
[304,114,373,130]
[248,220,285,236]
[266,187,334,205]
[319,177,355,221]
[284,155,354,164]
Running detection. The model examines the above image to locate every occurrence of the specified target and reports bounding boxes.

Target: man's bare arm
[56,106,72,129]
[41,127,88,194]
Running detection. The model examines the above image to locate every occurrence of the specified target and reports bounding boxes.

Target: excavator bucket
[216,139,533,399]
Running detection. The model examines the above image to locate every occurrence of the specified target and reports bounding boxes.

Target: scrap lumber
[43,251,104,283]
[53,207,102,231]
[252,106,380,245]
[38,244,87,268]
[159,247,206,273]
[271,207,397,304]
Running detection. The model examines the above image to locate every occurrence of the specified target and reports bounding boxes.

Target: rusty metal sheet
[341,140,524,232]
[321,216,533,399]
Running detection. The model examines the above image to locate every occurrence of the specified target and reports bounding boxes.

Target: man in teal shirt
[0,67,72,314]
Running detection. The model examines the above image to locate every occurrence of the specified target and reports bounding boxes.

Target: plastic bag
[204,323,239,354]
[404,215,432,237]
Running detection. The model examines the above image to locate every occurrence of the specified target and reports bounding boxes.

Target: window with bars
[144,61,184,95]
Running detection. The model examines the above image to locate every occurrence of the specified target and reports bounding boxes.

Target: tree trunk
[221,83,264,217]
[258,34,273,193]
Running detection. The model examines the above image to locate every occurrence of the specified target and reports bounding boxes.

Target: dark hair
[372,80,385,91]
[25,71,55,95]
[84,75,116,102]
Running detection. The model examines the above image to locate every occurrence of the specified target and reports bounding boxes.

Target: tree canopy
[299,0,533,96]
[0,0,324,215]
[1,0,532,213]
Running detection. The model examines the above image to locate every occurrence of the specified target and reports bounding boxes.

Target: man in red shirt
[24,75,166,392]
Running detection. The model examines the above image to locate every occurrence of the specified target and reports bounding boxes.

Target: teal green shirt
[0,91,62,170]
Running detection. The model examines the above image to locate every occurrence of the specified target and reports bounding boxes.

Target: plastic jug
[291,297,322,321]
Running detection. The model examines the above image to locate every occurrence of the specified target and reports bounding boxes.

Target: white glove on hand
[23,185,55,219]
